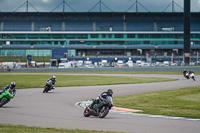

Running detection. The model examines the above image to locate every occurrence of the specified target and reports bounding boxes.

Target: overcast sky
[0,0,199,12]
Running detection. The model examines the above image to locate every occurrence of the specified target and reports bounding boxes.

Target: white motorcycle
[189,72,196,81]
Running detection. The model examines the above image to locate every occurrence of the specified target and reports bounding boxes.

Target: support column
[183,0,191,65]
[1,22,4,31]
[31,22,34,31]
[62,22,65,31]
[93,22,96,31]
[154,22,157,31]
[123,21,127,31]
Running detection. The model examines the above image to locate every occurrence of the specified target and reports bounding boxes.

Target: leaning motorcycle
[0,89,13,107]
[83,97,113,118]
[190,73,196,81]
[185,72,190,79]
[43,80,53,93]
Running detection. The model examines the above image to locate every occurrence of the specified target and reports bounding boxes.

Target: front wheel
[83,107,91,117]
[0,98,8,107]
[43,86,49,93]
[192,76,196,81]
[98,106,109,118]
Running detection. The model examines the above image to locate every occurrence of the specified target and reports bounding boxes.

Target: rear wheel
[83,107,90,117]
[98,106,109,118]
[0,98,8,107]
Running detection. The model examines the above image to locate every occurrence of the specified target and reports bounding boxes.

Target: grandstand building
[0,12,200,62]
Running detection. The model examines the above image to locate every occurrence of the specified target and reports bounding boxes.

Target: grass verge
[113,86,200,119]
[0,124,122,133]
[0,75,177,89]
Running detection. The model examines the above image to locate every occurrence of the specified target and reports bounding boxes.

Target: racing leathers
[183,70,187,77]
[0,85,16,98]
[89,92,113,111]
[46,78,56,89]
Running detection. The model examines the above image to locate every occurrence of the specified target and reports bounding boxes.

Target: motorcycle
[83,96,113,118]
[43,80,53,93]
[190,72,196,81]
[185,72,190,79]
[0,89,13,107]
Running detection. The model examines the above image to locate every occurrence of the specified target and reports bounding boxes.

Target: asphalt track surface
[0,73,200,133]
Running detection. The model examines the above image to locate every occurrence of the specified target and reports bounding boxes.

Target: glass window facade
[127,34,135,38]
[0,49,51,56]
[90,34,99,38]
[0,33,200,46]
[114,34,124,38]
[68,49,76,56]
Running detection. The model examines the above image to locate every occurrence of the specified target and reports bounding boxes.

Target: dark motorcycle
[43,80,53,93]
[83,97,113,118]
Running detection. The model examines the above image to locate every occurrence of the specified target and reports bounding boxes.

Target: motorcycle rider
[46,76,56,89]
[89,89,113,111]
[0,82,16,98]
[183,69,187,77]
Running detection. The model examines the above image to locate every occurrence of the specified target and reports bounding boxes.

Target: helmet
[11,82,16,88]
[101,93,108,99]
[52,75,56,81]
[107,89,113,96]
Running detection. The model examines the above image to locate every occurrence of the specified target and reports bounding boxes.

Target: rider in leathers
[0,82,16,98]
[89,89,113,111]
[46,76,56,89]
[183,69,187,77]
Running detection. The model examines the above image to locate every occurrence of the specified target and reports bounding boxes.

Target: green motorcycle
[0,89,13,107]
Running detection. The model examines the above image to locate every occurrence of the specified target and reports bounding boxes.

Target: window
[102,34,106,38]
[115,34,123,38]
[90,34,99,38]
[52,34,63,39]
[191,34,200,39]
[13,34,26,39]
[2,34,11,39]
[174,34,183,39]
[39,34,51,39]
[138,34,149,38]
[108,34,112,38]
[150,34,161,38]
[144,41,150,44]
[76,34,87,39]
[65,34,75,39]
[161,34,173,38]
[28,34,38,39]
[127,34,135,38]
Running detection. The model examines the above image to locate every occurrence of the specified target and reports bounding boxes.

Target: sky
[0,0,199,12]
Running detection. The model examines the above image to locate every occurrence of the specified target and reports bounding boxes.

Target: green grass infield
[0,124,123,133]
[113,86,200,119]
[0,75,177,89]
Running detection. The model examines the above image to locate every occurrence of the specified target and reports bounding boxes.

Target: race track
[0,74,200,133]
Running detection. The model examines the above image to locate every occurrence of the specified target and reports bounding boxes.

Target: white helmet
[11,82,16,88]
[52,76,56,79]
